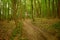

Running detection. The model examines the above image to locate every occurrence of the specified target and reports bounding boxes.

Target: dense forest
[0,0,60,20]
[0,0,60,40]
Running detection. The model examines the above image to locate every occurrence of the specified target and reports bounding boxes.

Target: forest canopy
[0,0,60,20]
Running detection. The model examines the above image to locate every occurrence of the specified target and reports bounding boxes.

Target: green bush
[10,21,23,40]
[51,21,60,39]
[52,21,60,31]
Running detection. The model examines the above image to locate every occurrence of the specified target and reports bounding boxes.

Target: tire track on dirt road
[22,20,46,40]
[22,20,57,40]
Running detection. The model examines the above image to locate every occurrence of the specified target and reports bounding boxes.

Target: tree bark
[57,0,60,18]
[31,0,35,21]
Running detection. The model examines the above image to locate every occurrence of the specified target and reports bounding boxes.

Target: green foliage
[49,21,60,37]
[10,21,23,40]
[0,0,58,20]
[51,21,60,31]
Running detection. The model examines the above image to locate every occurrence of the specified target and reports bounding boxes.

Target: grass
[10,21,23,40]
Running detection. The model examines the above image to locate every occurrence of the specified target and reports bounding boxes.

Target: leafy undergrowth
[10,21,23,40]
[0,20,16,40]
[51,21,60,31]
[0,20,32,40]
[32,18,60,39]
[0,20,24,40]
[50,21,60,40]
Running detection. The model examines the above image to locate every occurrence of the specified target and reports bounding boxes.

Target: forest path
[22,19,57,40]
[0,19,58,40]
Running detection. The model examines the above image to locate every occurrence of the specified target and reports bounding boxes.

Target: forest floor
[0,18,60,40]
[22,18,59,40]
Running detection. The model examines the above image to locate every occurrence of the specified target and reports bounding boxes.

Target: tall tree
[57,0,60,18]
[11,0,17,20]
[10,0,22,40]
[36,0,41,18]
[31,0,35,21]
[0,0,1,20]
[47,0,50,18]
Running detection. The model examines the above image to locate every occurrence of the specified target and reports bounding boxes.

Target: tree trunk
[57,0,60,18]
[37,0,41,18]
[48,0,50,18]
[0,2,1,20]
[31,0,35,21]
[52,0,55,18]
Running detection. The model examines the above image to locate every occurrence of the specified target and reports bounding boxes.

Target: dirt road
[22,19,58,40]
[0,19,58,40]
